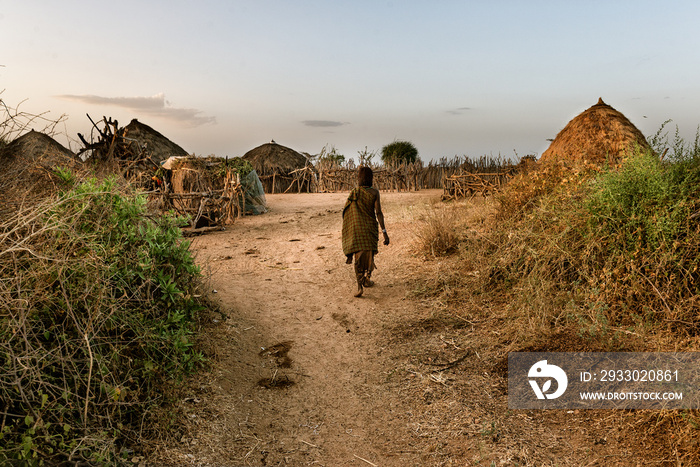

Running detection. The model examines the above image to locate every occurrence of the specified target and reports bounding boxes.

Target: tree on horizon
[380,140,419,164]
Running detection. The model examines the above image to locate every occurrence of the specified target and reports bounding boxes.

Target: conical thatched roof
[0,130,78,170]
[0,130,84,213]
[540,98,650,164]
[123,119,189,163]
[242,141,308,174]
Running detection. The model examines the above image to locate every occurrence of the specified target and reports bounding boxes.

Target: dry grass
[411,205,461,258]
[405,138,700,464]
[410,197,494,259]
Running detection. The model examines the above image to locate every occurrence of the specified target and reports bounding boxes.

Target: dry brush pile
[156,156,254,228]
[0,173,208,464]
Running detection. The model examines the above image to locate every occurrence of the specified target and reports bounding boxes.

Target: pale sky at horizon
[2,1,699,163]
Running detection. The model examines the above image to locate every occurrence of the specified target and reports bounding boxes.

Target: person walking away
[341,167,390,297]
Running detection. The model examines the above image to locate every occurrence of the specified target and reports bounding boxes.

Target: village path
[150,190,664,467]
[157,190,443,466]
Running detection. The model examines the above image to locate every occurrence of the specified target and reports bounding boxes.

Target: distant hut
[242,141,310,193]
[0,130,83,214]
[123,119,189,164]
[540,98,650,165]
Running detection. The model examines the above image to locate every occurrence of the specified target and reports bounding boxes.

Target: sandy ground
[150,190,671,466]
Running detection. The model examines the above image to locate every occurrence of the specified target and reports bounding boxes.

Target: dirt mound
[540,98,650,164]
[0,130,83,213]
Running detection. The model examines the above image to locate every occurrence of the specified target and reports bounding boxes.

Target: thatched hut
[242,141,311,193]
[0,130,78,171]
[123,119,189,164]
[78,117,190,187]
[0,130,83,214]
[540,98,650,165]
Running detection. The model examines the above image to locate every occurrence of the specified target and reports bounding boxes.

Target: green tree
[381,140,419,164]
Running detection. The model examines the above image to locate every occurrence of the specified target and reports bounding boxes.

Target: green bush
[380,140,419,165]
[0,175,207,464]
[586,147,700,253]
[578,135,700,328]
[220,156,254,178]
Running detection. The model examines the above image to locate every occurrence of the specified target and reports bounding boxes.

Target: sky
[2,1,700,163]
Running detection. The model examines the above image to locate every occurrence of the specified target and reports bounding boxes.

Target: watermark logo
[528,360,568,399]
[510,352,699,409]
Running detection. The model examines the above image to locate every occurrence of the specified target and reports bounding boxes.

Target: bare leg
[353,252,364,297]
[363,252,375,287]
[354,273,364,297]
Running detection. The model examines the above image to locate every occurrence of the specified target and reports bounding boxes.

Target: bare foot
[363,279,374,287]
[354,285,363,297]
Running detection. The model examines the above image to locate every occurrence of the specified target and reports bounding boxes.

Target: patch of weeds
[412,204,463,258]
[0,174,209,464]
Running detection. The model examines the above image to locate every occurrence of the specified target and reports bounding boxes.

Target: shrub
[586,147,700,253]
[0,175,207,464]
[495,158,597,220]
[580,140,700,328]
[380,140,419,165]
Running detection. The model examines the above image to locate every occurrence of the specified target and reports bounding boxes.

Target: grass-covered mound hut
[242,141,311,193]
[0,130,83,215]
[540,98,650,165]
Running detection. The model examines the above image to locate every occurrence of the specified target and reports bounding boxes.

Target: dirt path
[154,190,441,466]
[152,190,661,466]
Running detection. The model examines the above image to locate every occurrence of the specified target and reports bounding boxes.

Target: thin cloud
[445,107,472,115]
[302,120,348,127]
[56,93,216,126]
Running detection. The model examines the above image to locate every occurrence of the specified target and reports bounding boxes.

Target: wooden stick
[83,333,93,428]
[353,454,378,466]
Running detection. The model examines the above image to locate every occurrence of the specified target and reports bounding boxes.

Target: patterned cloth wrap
[342,186,379,256]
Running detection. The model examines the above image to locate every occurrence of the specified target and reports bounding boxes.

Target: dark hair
[358,166,373,187]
